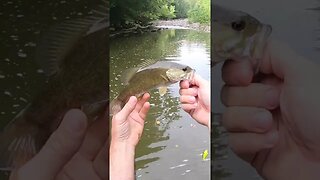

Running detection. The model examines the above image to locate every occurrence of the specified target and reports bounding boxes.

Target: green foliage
[187,0,210,24]
[174,0,189,18]
[110,0,176,28]
[110,0,210,28]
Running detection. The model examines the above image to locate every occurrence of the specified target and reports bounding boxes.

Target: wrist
[110,142,136,180]
[110,140,135,155]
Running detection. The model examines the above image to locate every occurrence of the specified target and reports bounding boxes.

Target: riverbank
[152,19,210,32]
[110,18,210,38]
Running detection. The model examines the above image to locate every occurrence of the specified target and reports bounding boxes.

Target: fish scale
[110,61,195,115]
[212,4,272,71]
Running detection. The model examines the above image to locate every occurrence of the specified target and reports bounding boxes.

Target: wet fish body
[212,4,272,70]
[111,61,194,114]
[0,1,109,170]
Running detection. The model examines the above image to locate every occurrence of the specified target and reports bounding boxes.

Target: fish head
[213,4,272,69]
[166,66,195,82]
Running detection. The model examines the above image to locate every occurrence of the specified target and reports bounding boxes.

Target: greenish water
[110,29,210,180]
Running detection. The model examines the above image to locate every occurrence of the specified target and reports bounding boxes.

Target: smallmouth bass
[110,61,195,114]
[213,4,272,71]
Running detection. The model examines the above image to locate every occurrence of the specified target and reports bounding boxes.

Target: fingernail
[130,96,137,103]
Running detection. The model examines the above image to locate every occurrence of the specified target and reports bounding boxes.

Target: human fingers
[135,93,150,112]
[17,109,87,180]
[222,59,254,86]
[259,39,308,79]
[179,87,198,96]
[139,102,150,120]
[113,96,137,124]
[222,107,273,133]
[191,74,209,87]
[180,95,196,104]
[77,114,108,161]
[221,83,280,110]
[179,80,190,89]
[229,131,278,160]
[181,104,198,113]
[93,144,109,180]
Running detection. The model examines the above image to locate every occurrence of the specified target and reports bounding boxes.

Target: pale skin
[221,39,320,179]
[179,74,211,129]
[110,93,150,180]
[8,77,209,180]
[10,109,109,180]
[8,94,150,180]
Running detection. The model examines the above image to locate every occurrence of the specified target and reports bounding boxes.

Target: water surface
[110,29,211,180]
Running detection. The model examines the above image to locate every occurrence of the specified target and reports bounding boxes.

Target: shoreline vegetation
[110,0,210,37]
[110,18,210,38]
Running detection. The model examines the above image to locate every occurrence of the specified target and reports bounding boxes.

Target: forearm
[110,142,136,180]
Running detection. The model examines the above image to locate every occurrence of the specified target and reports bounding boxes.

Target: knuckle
[264,86,279,109]
[220,86,230,106]
[253,109,273,131]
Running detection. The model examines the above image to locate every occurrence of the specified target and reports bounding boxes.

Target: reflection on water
[110,29,210,179]
[213,0,320,179]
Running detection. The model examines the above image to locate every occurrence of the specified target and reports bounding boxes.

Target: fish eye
[182,67,188,71]
[231,20,246,31]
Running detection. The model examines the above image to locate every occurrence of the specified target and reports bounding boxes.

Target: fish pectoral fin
[158,86,168,96]
[0,117,38,170]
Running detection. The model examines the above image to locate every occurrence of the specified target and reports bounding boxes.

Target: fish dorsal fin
[120,67,140,85]
[136,59,159,71]
[36,1,109,76]
[36,19,90,76]
[87,0,109,35]
[120,59,159,85]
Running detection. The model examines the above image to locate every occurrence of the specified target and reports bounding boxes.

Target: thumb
[113,96,137,124]
[192,74,209,88]
[17,109,87,180]
[260,39,309,80]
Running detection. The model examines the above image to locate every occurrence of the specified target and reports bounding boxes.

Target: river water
[213,0,320,179]
[110,29,211,180]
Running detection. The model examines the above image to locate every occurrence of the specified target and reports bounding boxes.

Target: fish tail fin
[0,110,38,171]
[110,98,123,116]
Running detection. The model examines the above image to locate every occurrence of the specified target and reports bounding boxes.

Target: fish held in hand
[110,60,195,115]
[212,4,272,72]
[0,1,109,171]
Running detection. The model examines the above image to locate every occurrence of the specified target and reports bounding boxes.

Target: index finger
[222,59,254,86]
[135,93,150,112]
[179,80,190,89]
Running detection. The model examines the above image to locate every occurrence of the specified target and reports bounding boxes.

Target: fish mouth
[256,24,272,46]
[249,24,272,72]
[185,69,195,81]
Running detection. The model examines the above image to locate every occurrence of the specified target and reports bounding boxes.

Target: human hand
[179,74,210,128]
[221,39,320,179]
[10,109,109,180]
[110,93,150,180]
